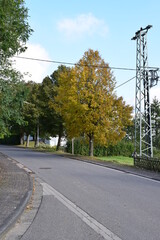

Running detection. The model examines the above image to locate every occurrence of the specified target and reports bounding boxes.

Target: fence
[134,156,160,172]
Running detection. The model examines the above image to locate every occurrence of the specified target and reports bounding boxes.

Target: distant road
[0,145,160,240]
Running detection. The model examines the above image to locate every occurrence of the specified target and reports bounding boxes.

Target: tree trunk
[26,134,30,147]
[56,124,63,151]
[72,138,74,155]
[35,123,39,148]
[34,133,36,147]
[56,134,62,151]
[89,133,94,157]
[20,133,24,145]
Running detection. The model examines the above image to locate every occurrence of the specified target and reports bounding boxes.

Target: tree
[0,71,28,137]
[0,0,32,60]
[0,0,32,138]
[22,82,41,147]
[151,97,160,148]
[39,66,67,150]
[125,119,135,142]
[10,81,41,147]
[39,77,61,142]
[55,49,133,156]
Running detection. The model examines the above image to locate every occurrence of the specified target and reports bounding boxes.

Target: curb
[0,154,33,239]
[57,153,160,182]
[2,176,43,240]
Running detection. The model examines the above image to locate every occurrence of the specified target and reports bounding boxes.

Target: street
[0,145,160,240]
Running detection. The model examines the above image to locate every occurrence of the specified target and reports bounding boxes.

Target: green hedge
[66,138,134,157]
[0,135,20,145]
[107,141,134,157]
[153,148,160,158]
[66,138,89,156]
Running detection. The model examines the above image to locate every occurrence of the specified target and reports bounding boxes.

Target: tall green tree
[40,66,68,150]
[39,76,59,139]
[55,49,133,156]
[0,71,28,137]
[0,0,32,137]
[22,82,41,147]
[8,81,39,146]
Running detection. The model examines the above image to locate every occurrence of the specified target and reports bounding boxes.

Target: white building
[45,136,67,147]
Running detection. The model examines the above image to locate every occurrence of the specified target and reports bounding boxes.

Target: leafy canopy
[0,71,27,137]
[0,0,33,137]
[55,49,133,155]
[0,0,33,60]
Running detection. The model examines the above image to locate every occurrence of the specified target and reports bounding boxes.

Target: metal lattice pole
[132,25,153,158]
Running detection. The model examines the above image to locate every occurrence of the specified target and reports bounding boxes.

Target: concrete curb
[0,154,33,239]
[0,188,32,239]
[2,176,43,240]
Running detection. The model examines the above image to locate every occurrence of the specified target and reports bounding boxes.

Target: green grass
[17,141,63,153]
[18,141,35,148]
[97,156,134,166]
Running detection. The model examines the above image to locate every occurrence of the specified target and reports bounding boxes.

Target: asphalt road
[0,145,160,240]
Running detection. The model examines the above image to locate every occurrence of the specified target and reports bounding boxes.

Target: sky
[13,0,160,108]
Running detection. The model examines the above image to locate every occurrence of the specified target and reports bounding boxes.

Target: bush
[36,142,52,149]
[107,141,134,157]
[66,138,134,157]
[66,138,89,155]
[0,135,20,145]
[94,145,107,157]
[153,148,160,158]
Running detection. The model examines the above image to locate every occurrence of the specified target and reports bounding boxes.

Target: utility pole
[132,25,159,158]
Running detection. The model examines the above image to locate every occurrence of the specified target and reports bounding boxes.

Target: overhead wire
[13,56,159,89]
[115,76,136,89]
[13,56,136,71]
[13,55,160,72]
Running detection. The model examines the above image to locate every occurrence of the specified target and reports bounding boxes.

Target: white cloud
[12,43,51,83]
[57,13,108,40]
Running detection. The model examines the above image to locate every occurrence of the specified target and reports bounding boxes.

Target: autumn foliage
[55,49,133,156]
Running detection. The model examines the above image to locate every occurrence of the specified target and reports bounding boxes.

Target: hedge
[66,138,134,157]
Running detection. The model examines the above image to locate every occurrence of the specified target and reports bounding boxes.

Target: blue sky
[14,0,160,107]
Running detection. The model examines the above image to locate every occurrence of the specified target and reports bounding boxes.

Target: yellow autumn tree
[55,49,133,156]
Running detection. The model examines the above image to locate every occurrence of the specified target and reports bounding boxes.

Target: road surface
[0,145,160,240]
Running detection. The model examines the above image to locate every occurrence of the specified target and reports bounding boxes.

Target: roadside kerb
[0,153,33,239]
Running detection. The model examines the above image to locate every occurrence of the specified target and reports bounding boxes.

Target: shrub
[107,141,134,157]
[66,138,89,155]
[0,135,20,145]
[153,148,160,158]
[66,138,134,157]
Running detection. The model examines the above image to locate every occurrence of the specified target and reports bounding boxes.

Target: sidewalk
[0,152,32,239]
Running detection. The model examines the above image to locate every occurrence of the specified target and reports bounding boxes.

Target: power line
[13,56,136,71]
[13,55,160,72]
[115,76,136,89]
[12,56,159,89]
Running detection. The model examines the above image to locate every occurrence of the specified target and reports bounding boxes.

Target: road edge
[57,153,160,182]
[2,175,43,240]
[0,154,33,239]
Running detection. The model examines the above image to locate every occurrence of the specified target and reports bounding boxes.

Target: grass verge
[97,156,134,166]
